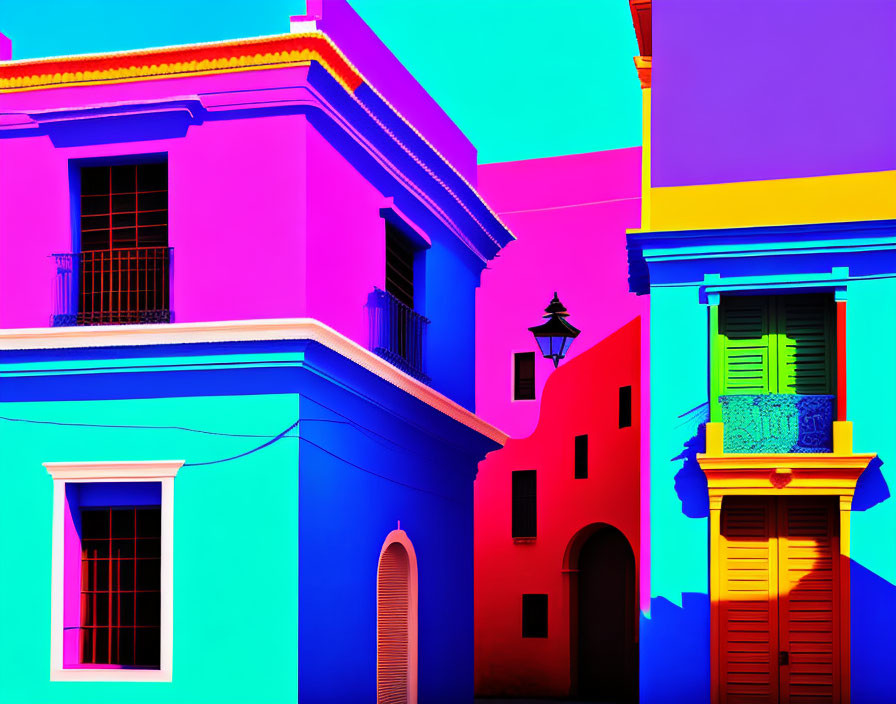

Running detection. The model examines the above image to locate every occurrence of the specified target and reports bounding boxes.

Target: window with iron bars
[79,507,161,668]
[54,162,171,326]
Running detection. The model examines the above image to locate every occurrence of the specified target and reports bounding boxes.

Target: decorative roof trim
[0,33,363,94]
[629,0,652,57]
[634,56,651,89]
[0,318,508,446]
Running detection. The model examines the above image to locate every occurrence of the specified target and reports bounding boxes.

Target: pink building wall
[0,66,398,347]
[474,146,652,622]
[475,147,646,437]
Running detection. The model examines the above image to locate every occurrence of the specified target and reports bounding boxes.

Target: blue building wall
[0,337,495,704]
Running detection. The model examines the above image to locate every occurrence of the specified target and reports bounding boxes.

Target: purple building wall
[653,0,896,187]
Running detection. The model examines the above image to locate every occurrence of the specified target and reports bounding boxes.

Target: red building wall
[474,318,641,697]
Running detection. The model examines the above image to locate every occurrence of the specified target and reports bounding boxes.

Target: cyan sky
[0,0,642,164]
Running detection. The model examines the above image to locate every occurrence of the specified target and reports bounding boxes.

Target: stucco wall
[0,393,300,704]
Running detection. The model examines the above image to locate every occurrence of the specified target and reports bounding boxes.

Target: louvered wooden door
[777,498,840,703]
[720,497,839,704]
[378,543,410,704]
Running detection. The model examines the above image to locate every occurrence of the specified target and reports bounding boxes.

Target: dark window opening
[619,386,632,428]
[575,434,588,479]
[514,352,536,400]
[80,506,161,668]
[73,162,170,325]
[522,594,548,638]
[385,223,415,309]
[512,470,537,538]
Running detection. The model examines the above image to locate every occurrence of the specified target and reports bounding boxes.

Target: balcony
[718,394,835,454]
[368,286,429,382]
[53,247,172,326]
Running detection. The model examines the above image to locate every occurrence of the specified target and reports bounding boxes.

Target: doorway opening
[568,524,637,702]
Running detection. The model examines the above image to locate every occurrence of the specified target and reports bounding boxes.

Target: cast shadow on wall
[673,403,710,519]
[851,456,889,511]
[640,593,710,704]
[639,556,896,703]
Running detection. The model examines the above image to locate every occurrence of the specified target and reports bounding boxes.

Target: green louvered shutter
[775,294,834,394]
[720,296,775,395]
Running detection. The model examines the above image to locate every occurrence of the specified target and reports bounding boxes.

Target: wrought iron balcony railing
[368,286,429,382]
[719,393,835,453]
[53,247,172,326]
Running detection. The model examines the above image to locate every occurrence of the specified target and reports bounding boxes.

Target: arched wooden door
[576,526,637,702]
[377,531,418,704]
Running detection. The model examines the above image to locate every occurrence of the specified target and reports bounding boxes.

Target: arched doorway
[377,530,418,704]
[570,524,636,702]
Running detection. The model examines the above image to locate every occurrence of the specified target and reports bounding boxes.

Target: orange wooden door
[720,497,840,704]
[720,496,780,703]
[777,498,840,703]
[378,543,410,704]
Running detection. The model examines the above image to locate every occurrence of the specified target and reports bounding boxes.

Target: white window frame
[45,460,182,682]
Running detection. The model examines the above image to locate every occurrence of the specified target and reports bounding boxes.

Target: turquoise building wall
[0,393,300,704]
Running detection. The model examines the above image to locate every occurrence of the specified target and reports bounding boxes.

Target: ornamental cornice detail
[0,33,363,93]
[634,56,651,90]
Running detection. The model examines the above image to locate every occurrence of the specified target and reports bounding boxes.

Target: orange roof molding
[0,32,364,94]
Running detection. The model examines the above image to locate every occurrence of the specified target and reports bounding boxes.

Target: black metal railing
[719,393,835,453]
[52,247,172,326]
[368,286,429,382]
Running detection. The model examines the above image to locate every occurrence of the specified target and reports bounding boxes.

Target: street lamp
[528,292,581,368]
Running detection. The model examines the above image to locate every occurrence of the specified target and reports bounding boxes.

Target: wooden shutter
[378,544,410,704]
[720,497,780,703]
[777,499,839,704]
[776,296,834,395]
[720,297,775,395]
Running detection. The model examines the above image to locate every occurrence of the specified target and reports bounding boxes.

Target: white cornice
[1,318,508,446]
[44,459,184,481]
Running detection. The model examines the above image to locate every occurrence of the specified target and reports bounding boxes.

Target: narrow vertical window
[522,594,548,638]
[385,222,415,309]
[511,470,537,538]
[574,434,588,479]
[619,386,632,428]
[513,352,536,400]
[80,507,161,668]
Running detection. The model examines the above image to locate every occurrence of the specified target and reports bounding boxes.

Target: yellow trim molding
[634,55,651,89]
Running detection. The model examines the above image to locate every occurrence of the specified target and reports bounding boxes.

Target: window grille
[79,507,161,668]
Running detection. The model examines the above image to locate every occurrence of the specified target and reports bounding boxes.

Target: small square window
[574,434,588,479]
[619,385,632,428]
[522,594,548,638]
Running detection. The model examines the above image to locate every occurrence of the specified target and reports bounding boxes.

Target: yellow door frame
[699,420,875,704]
